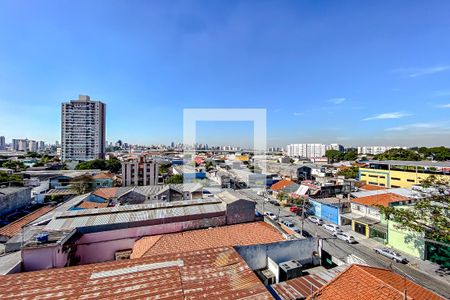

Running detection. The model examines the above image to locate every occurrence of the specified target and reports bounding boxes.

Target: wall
[226,199,255,225]
[359,168,450,188]
[22,244,69,271]
[74,216,226,264]
[387,219,425,259]
[0,187,32,216]
[235,238,318,271]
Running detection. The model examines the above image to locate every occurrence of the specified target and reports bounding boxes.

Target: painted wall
[0,187,32,216]
[22,245,68,271]
[359,168,450,188]
[74,216,226,264]
[387,219,425,259]
[309,200,339,225]
[235,238,318,271]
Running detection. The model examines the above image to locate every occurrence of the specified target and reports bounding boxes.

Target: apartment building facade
[122,156,159,186]
[286,143,343,158]
[61,95,106,161]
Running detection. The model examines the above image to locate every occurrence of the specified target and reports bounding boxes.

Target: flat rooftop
[367,160,450,168]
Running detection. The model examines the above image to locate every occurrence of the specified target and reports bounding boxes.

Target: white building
[357,146,404,155]
[61,95,106,161]
[286,143,343,158]
[122,156,159,186]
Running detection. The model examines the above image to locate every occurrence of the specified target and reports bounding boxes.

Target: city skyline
[1,1,450,147]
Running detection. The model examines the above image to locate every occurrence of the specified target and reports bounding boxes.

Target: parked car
[307,216,323,225]
[269,200,280,206]
[264,211,278,221]
[290,206,301,213]
[335,232,356,244]
[373,247,408,263]
[323,223,343,234]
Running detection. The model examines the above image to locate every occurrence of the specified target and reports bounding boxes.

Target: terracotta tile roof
[352,193,409,207]
[0,206,54,238]
[92,172,114,179]
[271,179,295,191]
[132,222,285,258]
[308,264,445,300]
[77,200,109,209]
[0,247,272,300]
[360,184,386,191]
[92,187,118,200]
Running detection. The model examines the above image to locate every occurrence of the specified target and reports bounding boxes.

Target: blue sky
[0,0,450,147]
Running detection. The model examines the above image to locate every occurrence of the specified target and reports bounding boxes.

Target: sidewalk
[341,226,450,285]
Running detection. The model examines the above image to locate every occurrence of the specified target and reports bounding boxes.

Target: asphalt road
[238,189,450,299]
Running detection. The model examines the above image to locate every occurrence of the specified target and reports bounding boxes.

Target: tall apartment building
[286,143,343,158]
[122,156,159,186]
[357,146,404,155]
[12,139,29,152]
[61,95,106,161]
[0,136,5,150]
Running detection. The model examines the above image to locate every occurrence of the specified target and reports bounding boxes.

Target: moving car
[269,200,280,206]
[307,216,323,225]
[323,223,343,234]
[335,232,356,244]
[264,211,278,221]
[373,247,408,263]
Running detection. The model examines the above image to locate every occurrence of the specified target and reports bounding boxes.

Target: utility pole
[300,196,306,236]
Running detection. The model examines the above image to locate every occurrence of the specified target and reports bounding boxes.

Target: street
[238,189,450,299]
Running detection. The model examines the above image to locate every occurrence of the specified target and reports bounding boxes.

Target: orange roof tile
[308,264,444,300]
[360,184,386,191]
[271,179,295,191]
[92,172,115,179]
[77,200,109,209]
[0,206,54,238]
[132,222,285,258]
[92,187,118,200]
[0,247,272,300]
[352,193,409,207]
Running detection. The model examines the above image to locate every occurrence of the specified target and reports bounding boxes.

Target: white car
[264,211,278,221]
[323,223,343,234]
[374,247,408,263]
[308,216,324,225]
[335,232,356,244]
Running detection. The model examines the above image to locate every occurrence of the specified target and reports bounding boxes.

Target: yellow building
[359,160,450,188]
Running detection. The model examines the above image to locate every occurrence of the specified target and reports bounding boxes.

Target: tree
[374,148,421,161]
[336,166,359,179]
[325,150,343,163]
[164,174,183,184]
[0,172,23,185]
[379,176,450,265]
[75,158,122,173]
[343,150,358,161]
[71,175,94,195]
[1,160,27,171]
[106,157,122,173]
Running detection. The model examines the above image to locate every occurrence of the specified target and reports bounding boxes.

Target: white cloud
[432,90,450,97]
[363,112,411,121]
[436,104,450,108]
[385,122,444,131]
[393,65,450,78]
[328,97,346,105]
[293,112,304,116]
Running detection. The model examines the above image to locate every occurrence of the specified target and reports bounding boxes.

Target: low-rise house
[271,179,300,198]
[308,197,351,225]
[92,172,114,188]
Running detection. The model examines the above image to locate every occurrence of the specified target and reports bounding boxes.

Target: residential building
[308,197,351,225]
[359,160,450,188]
[286,143,342,158]
[12,139,28,151]
[28,140,37,152]
[122,156,158,186]
[357,146,404,155]
[0,136,5,150]
[61,95,106,161]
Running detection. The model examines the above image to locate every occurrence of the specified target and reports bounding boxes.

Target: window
[369,181,377,185]
[379,183,385,186]
[360,174,366,177]
[391,185,401,188]
[379,176,385,179]
[407,179,415,182]
[392,177,401,180]
[369,175,378,178]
